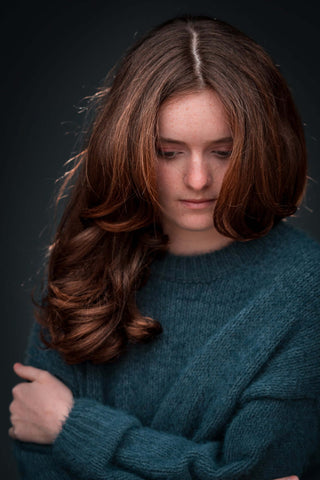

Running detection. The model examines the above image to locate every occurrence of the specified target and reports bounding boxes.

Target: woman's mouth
[180,199,216,209]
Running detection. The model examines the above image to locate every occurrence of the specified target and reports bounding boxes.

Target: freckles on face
[155,89,232,237]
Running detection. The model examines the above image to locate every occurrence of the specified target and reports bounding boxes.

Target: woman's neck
[166,228,234,256]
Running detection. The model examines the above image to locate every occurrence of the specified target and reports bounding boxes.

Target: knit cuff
[52,398,140,478]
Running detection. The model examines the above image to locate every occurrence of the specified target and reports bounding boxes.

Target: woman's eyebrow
[158,136,233,145]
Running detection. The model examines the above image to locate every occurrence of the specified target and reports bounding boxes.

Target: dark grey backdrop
[2,1,319,478]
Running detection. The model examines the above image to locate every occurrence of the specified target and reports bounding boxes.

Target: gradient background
[2,1,319,478]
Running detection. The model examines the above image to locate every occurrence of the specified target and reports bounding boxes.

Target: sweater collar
[150,221,289,283]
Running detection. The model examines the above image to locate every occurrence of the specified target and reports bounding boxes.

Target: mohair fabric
[13,222,320,479]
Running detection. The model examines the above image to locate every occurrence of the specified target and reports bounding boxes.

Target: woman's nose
[183,157,212,191]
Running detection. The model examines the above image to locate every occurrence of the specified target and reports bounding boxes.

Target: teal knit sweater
[13,222,320,480]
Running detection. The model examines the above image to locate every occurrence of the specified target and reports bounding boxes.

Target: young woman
[9,15,320,480]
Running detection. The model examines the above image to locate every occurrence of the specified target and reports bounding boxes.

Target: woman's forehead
[157,90,231,144]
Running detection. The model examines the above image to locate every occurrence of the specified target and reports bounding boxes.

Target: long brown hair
[36,15,307,364]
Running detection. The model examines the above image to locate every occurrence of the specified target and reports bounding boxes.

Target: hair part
[35,15,307,364]
[189,27,205,86]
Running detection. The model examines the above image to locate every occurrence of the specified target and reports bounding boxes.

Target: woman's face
[156,89,233,254]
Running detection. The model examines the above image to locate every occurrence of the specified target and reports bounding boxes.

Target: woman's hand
[9,363,74,444]
[274,477,298,480]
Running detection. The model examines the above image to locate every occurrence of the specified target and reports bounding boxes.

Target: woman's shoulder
[241,225,320,401]
[261,222,320,282]
[278,221,320,256]
[247,222,320,329]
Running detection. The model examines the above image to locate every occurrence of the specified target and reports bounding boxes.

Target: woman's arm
[10,325,145,480]
[9,364,316,480]
[53,396,319,480]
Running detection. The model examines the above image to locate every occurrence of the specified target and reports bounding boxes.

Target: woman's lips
[180,199,216,209]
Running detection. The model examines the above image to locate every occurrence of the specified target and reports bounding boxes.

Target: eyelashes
[214,150,232,159]
[156,149,232,160]
[156,150,179,159]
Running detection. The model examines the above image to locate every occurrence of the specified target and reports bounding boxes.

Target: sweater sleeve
[52,395,319,480]
[12,442,72,480]
[13,439,146,480]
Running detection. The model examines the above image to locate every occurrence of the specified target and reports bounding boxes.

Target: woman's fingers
[13,363,47,382]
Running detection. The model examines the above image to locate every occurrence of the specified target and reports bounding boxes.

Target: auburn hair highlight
[35,15,307,364]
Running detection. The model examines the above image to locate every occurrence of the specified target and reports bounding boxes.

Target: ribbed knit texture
[13,222,320,479]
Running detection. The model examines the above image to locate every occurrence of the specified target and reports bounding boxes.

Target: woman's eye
[212,150,232,159]
[156,149,178,159]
